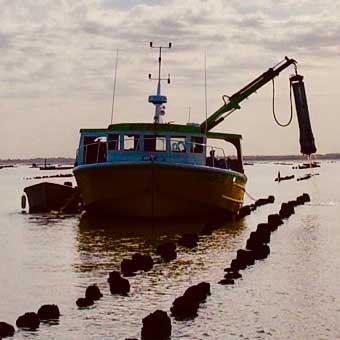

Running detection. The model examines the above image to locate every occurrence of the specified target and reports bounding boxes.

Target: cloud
[0,0,339,156]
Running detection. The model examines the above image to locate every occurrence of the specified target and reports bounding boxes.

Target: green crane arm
[200,57,297,132]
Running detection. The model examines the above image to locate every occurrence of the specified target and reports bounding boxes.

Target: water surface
[0,162,339,339]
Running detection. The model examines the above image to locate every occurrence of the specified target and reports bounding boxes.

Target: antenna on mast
[110,49,119,124]
[148,42,172,124]
[187,106,191,123]
[204,50,208,134]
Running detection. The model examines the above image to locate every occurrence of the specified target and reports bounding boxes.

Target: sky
[1,0,340,158]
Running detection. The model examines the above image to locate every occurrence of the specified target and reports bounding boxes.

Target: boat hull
[24,182,77,213]
[73,162,247,218]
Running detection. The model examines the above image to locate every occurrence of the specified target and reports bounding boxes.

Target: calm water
[0,162,340,339]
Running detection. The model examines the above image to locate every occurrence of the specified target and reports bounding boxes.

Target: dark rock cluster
[170,282,210,320]
[178,233,199,248]
[76,284,102,308]
[0,322,15,338]
[156,242,177,261]
[1,303,61,337]
[237,195,275,219]
[220,193,310,285]
[121,253,154,276]
[108,271,130,295]
[200,222,219,236]
[4,192,312,339]
[141,310,171,340]
[76,297,94,308]
[37,304,60,320]
[16,312,40,330]
[85,284,103,301]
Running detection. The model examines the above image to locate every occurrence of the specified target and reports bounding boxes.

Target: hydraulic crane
[200,57,316,155]
[200,57,296,132]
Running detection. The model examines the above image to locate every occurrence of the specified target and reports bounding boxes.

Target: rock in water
[267,214,283,229]
[141,310,171,340]
[0,321,15,338]
[121,258,138,276]
[85,284,103,301]
[156,242,177,261]
[224,271,242,279]
[16,312,40,329]
[76,297,94,308]
[218,278,235,285]
[37,304,60,320]
[131,253,154,271]
[302,193,311,202]
[178,233,198,248]
[170,295,199,320]
[183,282,210,303]
[108,271,130,295]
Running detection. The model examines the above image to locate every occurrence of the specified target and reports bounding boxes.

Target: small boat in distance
[38,159,73,170]
[292,161,320,169]
[73,44,300,218]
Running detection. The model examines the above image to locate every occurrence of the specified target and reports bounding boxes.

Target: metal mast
[148,42,171,124]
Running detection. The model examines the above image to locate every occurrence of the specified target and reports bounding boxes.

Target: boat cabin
[75,123,244,173]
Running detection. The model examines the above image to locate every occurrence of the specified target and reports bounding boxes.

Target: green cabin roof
[80,123,242,140]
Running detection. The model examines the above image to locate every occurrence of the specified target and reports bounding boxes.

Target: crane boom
[200,57,297,132]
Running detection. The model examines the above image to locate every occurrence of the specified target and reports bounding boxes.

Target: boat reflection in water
[75,213,246,274]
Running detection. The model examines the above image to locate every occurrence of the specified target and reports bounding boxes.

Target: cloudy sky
[1,0,339,158]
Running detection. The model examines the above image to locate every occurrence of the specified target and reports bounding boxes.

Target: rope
[272,78,293,127]
[244,189,257,202]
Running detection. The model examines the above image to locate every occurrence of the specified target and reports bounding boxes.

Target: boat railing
[78,138,236,170]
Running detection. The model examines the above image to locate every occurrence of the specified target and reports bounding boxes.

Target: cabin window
[83,136,98,164]
[124,134,140,151]
[83,136,106,163]
[108,134,119,151]
[144,135,166,152]
[191,136,204,153]
[170,136,186,153]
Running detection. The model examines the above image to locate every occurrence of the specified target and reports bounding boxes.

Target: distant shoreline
[0,153,339,165]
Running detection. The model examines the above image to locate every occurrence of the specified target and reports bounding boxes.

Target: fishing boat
[73,43,315,218]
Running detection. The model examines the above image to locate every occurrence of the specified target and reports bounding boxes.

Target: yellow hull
[73,162,247,218]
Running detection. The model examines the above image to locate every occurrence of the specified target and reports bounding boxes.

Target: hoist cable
[244,189,257,202]
[272,78,294,127]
